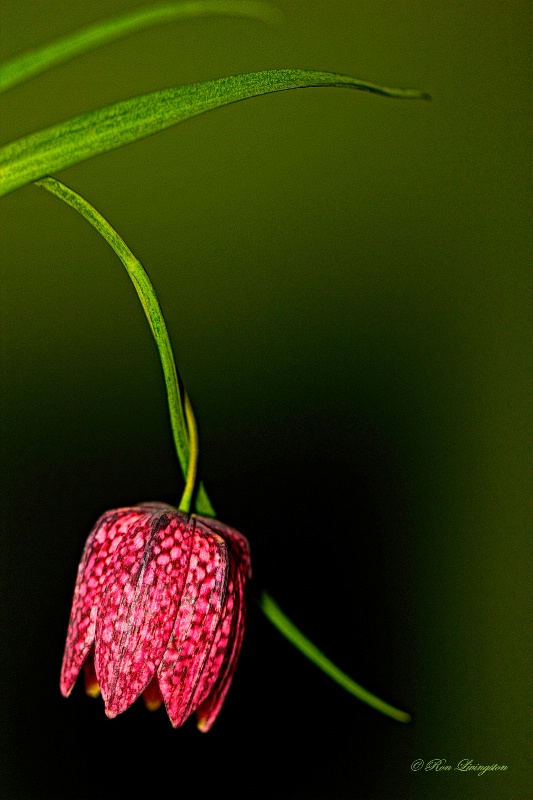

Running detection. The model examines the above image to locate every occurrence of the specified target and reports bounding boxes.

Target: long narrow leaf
[259,591,412,722]
[0,69,429,198]
[0,1,279,94]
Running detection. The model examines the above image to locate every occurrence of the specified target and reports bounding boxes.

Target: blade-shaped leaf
[259,591,412,722]
[0,1,279,94]
[0,69,430,198]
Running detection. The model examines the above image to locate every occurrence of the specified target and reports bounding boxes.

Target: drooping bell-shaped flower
[60,502,251,731]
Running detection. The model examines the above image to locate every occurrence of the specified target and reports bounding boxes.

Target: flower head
[60,502,251,731]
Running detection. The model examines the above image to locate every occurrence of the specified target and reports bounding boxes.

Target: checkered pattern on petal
[95,508,193,717]
[60,507,148,697]
[192,517,250,731]
[61,504,251,731]
[157,521,229,727]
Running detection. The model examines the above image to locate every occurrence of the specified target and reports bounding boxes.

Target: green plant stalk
[34,175,214,516]
[179,393,200,513]
[0,1,280,93]
[33,175,410,722]
[259,591,411,723]
[0,69,430,198]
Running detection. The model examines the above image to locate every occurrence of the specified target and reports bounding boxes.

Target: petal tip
[59,672,76,698]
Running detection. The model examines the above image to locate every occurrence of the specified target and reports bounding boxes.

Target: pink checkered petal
[60,507,148,697]
[195,516,252,579]
[184,518,250,731]
[195,557,248,732]
[95,509,193,718]
[157,524,229,728]
[190,562,237,705]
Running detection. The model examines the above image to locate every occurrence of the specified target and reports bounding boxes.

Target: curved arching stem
[34,175,411,723]
[34,175,214,516]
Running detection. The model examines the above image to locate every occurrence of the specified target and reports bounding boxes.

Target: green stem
[259,590,412,723]
[34,175,214,516]
[34,176,409,722]
[178,393,199,513]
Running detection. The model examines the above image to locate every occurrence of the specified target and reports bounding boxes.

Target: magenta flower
[60,502,251,732]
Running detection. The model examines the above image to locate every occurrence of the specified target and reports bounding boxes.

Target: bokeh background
[0,1,531,798]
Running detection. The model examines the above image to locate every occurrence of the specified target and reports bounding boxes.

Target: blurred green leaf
[0,1,280,94]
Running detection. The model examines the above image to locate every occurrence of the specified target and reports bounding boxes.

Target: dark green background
[1,1,531,798]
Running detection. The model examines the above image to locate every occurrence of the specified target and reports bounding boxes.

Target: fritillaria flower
[60,502,250,732]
